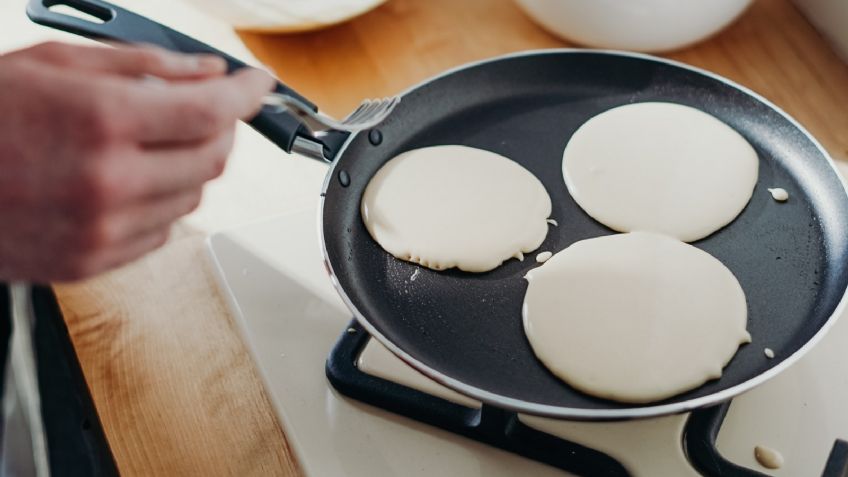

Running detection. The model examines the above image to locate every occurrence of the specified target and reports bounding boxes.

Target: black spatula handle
[26,0,316,153]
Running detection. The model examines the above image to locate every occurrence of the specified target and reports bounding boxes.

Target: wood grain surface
[53,0,848,475]
[56,225,300,476]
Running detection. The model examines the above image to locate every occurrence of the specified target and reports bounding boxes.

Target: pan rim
[317,48,848,420]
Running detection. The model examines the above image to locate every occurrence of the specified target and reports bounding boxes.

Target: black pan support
[29,0,848,420]
[328,321,848,477]
[25,0,349,158]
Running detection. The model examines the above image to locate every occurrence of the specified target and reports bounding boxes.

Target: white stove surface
[208,194,848,476]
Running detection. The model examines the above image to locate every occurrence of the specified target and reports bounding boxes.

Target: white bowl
[183,0,386,33]
[514,0,753,52]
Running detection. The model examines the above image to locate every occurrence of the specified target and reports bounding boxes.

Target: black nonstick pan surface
[30,0,848,420]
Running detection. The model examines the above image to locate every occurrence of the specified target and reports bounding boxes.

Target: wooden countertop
[52,0,848,475]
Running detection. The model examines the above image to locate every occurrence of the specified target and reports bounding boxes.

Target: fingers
[71,129,232,217]
[91,187,201,272]
[21,41,226,79]
[137,129,235,198]
[131,67,275,143]
[82,227,171,280]
[60,187,200,280]
[106,187,203,244]
[20,42,274,145]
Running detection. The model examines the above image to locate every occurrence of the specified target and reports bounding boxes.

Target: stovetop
[207,203,848,476]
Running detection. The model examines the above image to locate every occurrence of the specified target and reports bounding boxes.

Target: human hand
[0,42,274,282]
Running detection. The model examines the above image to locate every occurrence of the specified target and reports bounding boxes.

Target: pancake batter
[768,187,789,202]
[754,445,784,469]
[523,232,750,403]
[536,251,553,263]
[362,145,552,272]
[562,102,759,242]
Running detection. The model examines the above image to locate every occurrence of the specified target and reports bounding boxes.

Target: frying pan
[28,0,848,420]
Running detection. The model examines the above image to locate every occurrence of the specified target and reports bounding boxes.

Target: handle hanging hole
[45,0,113,24]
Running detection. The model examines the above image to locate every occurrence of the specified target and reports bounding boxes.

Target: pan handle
[26,0,333,159]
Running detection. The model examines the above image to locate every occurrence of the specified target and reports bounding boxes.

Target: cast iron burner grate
[327,320,848,477]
